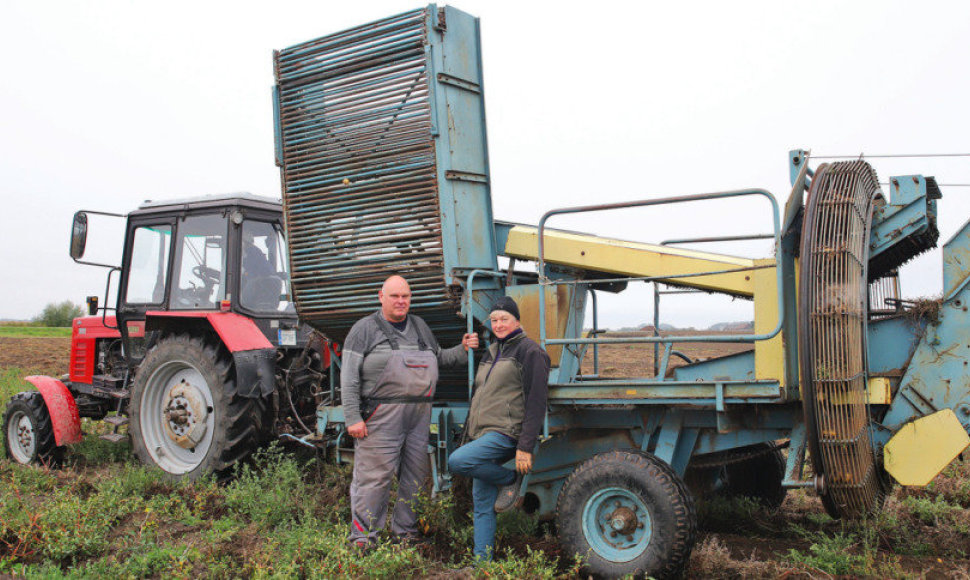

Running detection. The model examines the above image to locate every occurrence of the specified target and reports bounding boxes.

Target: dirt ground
[578,330,752,377]
[0,336,71,376]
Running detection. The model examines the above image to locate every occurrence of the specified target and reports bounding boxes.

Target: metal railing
[536,189,784,386]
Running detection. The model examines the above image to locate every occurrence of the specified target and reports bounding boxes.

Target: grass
[0,325,72,338]
[0,442,576,579]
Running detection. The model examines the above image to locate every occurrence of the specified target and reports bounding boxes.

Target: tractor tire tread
[130,334,264,479]
[3,391,64,467]
[556,450,696,579]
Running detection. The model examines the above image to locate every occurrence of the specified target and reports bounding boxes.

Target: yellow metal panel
[823,378,893,405]
[505,284,572,367]
[503,225,756,296]
[884,409,970,486]
[753,258,783,383]
[866,378,892,405]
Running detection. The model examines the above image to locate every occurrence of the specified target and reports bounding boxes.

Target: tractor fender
[24,376,83,446]
[145,311,275,398]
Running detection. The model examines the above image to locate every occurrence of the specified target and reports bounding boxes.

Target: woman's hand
[515,450,533,474]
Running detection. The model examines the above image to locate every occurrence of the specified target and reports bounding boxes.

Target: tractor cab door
[169,214,228,310]
[237,219,294,315]
[118,220,175,363]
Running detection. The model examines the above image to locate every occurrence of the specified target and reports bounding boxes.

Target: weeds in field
[785,529,875,576]
[0,446,584,578]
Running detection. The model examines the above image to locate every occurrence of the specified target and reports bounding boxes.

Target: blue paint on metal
[652,411,685,470]
[582,487,652,563]
[424,6,500,286]
[877,277,970,446]
[671,350,755,383]
[943,217,970,301]
[869,175,938,265]
[788,149,813,187]
[782,418,815,488]
[867,315,924,375]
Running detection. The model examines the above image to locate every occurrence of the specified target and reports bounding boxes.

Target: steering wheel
[192,265,220,285]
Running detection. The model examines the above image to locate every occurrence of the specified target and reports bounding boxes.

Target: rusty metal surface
[798,160,887,518]
[274,8,454,343]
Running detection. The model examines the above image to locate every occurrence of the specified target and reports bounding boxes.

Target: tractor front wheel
[556,450,696,579]
[3,391,64,467]
[130,335,262,479]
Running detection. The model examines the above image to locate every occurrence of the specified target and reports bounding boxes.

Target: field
[2,335,970,579]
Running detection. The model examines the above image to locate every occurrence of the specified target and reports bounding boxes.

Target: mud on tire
[556,450,696,579]
[129,334,264,479]
[3,391,64,467]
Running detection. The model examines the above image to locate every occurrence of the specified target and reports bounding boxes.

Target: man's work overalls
[348,316,438,543]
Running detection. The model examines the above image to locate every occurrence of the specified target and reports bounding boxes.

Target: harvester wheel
[130,335,262,479]
[556,450,696,579]
[3,391,64,467]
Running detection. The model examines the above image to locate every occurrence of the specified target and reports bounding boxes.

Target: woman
[447,296,550,561]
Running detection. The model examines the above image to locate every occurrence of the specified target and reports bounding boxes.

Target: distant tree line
[34,301,84,327]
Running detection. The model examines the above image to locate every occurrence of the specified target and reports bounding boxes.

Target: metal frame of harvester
[275,6,970,578]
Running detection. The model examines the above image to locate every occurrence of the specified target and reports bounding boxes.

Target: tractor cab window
[240,220,292,313]
[126,225,173,304]
[171,215,227,309]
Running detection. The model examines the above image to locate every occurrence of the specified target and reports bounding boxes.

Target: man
[342,275,478,549]
[447,296,550,561]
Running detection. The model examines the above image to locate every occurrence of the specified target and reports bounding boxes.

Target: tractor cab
[73,193,297,350]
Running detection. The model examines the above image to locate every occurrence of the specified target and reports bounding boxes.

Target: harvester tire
[130,335,263,480]
[721,443,787,509]
[3,391,64,467]
[556,450,696,579]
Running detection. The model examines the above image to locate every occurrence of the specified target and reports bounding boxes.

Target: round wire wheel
[798,160,887,518]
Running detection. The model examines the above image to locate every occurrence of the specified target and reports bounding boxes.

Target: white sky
[2,0,969,328]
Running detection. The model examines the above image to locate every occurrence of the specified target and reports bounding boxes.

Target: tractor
[3,194,330,478]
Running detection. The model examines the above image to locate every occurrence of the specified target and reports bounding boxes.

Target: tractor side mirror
[70,212,88,259]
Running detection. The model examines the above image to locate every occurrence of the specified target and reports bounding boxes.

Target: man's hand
[462,332,479,351]
[347,421,368,438]
[515,450,533,474]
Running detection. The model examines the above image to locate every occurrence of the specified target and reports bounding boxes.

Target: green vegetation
[0,326,72,338]
[0,444,576,578]
[33,300,85,327]
[3,348,969,578]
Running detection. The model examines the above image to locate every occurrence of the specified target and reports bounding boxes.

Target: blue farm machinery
[273,5,970,578]
[3,4,968,579]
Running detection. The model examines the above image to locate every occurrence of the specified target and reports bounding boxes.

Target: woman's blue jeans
[447,431,517,560]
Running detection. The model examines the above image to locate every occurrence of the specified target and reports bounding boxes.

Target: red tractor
[3,194,330,478]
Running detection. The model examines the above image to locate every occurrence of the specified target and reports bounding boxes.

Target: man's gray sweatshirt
[340,312,466,425]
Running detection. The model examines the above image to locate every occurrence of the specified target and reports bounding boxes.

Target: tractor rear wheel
[130,335,263,479]
[556,450,696,579]
[3,391,64,467]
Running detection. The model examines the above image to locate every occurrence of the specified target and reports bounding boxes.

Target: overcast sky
[2,0,968,328]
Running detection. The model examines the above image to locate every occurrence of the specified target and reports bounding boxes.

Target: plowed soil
[0,336,70,375]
